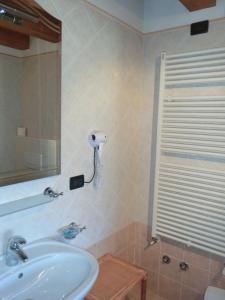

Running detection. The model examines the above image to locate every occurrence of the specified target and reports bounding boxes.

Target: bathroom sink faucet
[6,236,28,266]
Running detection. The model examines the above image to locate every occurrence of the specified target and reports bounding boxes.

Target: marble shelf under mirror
[0,188,62,217]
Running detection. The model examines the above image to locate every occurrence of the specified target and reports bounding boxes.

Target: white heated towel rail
[165,47,225,86]
[152,47,225,257]
[162,95,225,161]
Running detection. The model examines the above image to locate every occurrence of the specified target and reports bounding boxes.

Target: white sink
[0,239,99,300]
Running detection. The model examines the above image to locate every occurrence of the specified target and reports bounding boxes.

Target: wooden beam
[0,28,29,50]
[0,0,61,43]
[180,0,216,11]
[0,18,60,43]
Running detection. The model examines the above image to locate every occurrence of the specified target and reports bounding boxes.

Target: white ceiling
[87,0,225,33]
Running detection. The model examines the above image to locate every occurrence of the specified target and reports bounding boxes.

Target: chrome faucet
[6,236,28,266]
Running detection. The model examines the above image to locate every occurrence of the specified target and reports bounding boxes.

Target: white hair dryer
[88,130,107,187]
[88,131,107,157]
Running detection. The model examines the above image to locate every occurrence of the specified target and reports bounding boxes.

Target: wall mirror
[0,0,61,186]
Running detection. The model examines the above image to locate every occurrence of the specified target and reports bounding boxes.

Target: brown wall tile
[148,270,159,294]
[181,266,209,294]
[161,239,184,260]
[209,254,224,278]
[88,222,225,300]
[135,221,149,247]
[158,275,181,300]
[160,257,182,282]
[181,286,204,300]
[183,247,210,271]
[139,242,160,272]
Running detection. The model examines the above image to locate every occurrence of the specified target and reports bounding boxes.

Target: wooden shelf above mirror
[180,0,216,11]
[0,28,30,50]
[0,0,61,50]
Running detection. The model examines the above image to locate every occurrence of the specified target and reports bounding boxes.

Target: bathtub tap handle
[162,255,171,264]
[179,262,189,271]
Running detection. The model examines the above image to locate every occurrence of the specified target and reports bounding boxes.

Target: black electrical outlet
[70,175,84,190]
[191,20,209,35]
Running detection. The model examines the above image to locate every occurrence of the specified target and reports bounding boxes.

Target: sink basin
[0,239,99,300]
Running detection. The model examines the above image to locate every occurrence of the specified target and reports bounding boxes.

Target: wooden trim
[0,0,61,44]
[179,0,216,11]
[0,28,29,49]
[0,18,60,43]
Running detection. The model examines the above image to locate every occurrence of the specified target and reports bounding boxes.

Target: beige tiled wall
[88,222,136,264]
[88,222,225,300]
[0,0,144,255]
[134,222,225,300]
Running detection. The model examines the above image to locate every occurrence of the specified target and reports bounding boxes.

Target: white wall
[0,0,145,254]
[144,0,225,33]
[86,0,144,31]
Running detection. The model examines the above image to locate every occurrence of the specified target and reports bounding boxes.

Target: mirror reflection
[0,1,61,186]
